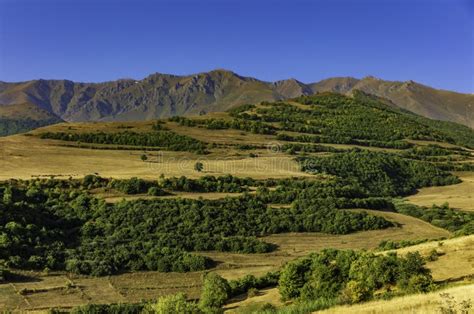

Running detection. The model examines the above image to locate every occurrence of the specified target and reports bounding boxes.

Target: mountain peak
[273,78,312,98]
[273,78,305,85]
[0,70,472,128]
[362,75,382,81]
[209,68,236,74]
[144,72,181,80]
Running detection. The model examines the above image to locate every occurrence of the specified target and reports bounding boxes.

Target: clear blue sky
[0,0,472,93]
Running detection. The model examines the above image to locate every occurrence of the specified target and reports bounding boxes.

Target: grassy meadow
[407,172,474,212]
[316,283,474,314]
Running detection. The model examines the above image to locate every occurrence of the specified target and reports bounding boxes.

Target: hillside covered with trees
[1,92,473,312]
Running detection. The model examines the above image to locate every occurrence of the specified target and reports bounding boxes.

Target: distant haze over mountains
[0,69,472,128]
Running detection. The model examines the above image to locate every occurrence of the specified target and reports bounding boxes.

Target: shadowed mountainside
[0,102,63,136]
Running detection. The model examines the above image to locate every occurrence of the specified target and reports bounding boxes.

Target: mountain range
[0,69,472,133]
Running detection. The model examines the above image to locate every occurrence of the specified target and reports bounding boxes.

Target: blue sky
[0,0,472,93]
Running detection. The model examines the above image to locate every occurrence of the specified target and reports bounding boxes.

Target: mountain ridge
[0,69,472,128]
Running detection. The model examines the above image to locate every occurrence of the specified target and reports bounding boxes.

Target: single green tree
[151,292,200,314]
[194,162,204,172]
[278,257,311,300]
[148,186,164,196]
[199,272,230,311]
[141,154,148,162]
[340,280,373,304]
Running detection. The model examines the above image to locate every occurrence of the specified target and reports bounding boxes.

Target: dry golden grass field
[0,114,351,182]
[226,284,474,314]
[407,172,474,212]
[316,283,474,314]
[224,288,284,312]
[0,132,309,180]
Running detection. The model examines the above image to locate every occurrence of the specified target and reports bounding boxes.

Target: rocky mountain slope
[0,70,472,128]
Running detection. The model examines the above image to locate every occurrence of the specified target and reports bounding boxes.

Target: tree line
[278,248,434,304]
[39,130,208,153]
[169,116,276,134]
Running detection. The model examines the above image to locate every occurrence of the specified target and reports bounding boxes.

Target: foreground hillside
[1,70,473,130]
[1,235,472,312]
[224,235,474,313]
[0,92,473,312]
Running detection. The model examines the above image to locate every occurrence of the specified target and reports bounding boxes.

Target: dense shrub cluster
[281,143,342,154]
[82,174,166,195]
[278,249,433,303]
[0,183,209,275]
[160,175,255,193]
[111,177,162,195]
[298,150,460,196]
[400,144,471,162]
[151,292,200,313]
[436,162,474,172]
[377,239,434,251]
[63,303,146,314]
[255,175,396,211]
[228,271,280,298]
[276,133,413,149]
[39,130,207,153]
[169,116,276,134]
[199,272,231,310]
[83,173,263,195]
[0,176,395,276]
[92,195,389,255]
[0,184,95,271]
[395,202,474,235]
[66,245,211,276]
